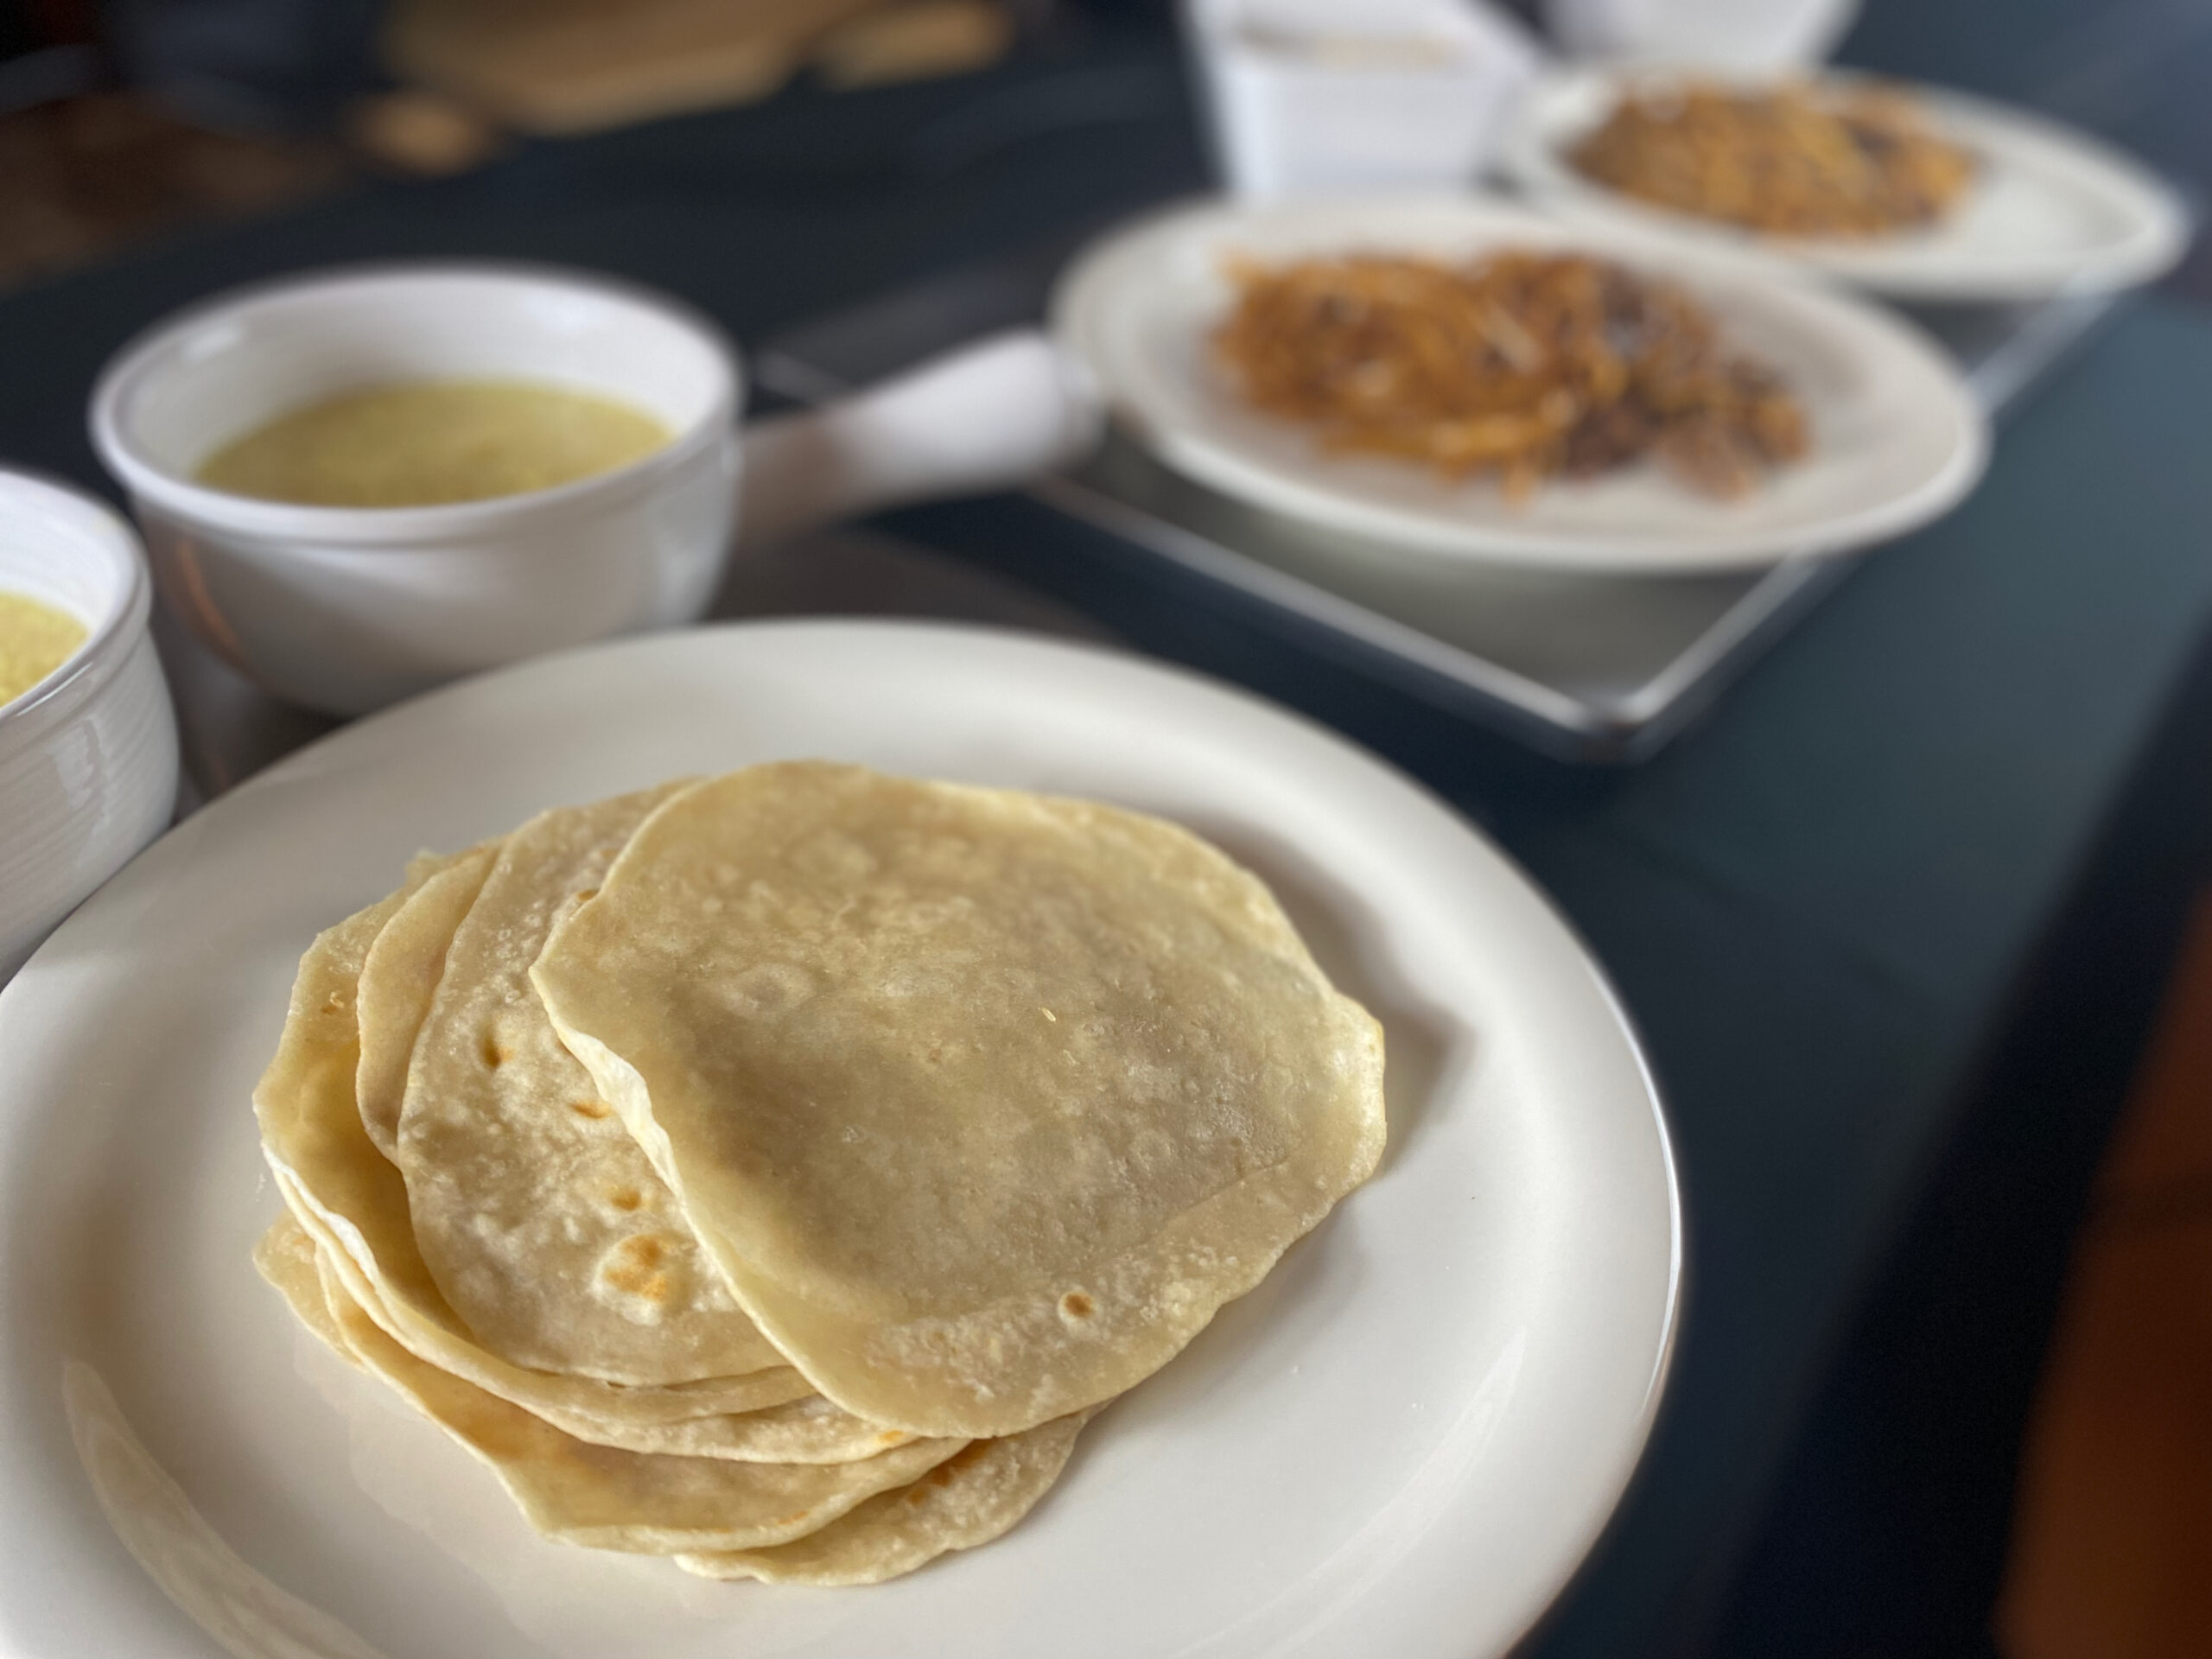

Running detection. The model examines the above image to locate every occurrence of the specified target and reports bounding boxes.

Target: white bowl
[89,264,743,717]
[0,470,180,982]
[1186,0,1540,200]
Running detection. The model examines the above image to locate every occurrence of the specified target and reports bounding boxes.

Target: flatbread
[533,762,1387,1438]
[356,844,498,1162]
[676,1408,1097,1586]
[255,877,855,1452]
[259,1215,1085,1582]
[315,864,902,1459]
[253,1208,358,1360]
[277,1174,917,1462]
[396,786,785,1387]
[255,1215,968,1554]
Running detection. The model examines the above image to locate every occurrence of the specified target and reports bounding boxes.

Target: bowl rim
[86,259,744,548]
[0,467,153,747]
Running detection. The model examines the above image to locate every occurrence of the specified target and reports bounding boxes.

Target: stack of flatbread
[253,761,1386,1586]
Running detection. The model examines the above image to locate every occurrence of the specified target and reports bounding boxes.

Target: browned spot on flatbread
[480,1032,507,1068]
[607,1185,643,1211]
[1060,1291,1095,1319]
[600,1233,674,1303]
[570,1099,612,1120]
[922,1446,991,1490]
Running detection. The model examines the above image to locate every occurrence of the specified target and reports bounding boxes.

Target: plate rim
[0,618,1683,1659]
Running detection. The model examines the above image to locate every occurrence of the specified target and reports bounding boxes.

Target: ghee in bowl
[194,379,673,508]
[0,468,178,982]
[90,264,743,716]
[0,591,86,709]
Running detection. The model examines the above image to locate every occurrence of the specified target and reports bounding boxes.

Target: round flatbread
[396,785,786,1388]
[255,874,890,1456]
[676,1408,1098,1586]
[279,1175,915,1461]
[533,762,1388,1438]
[356,843,498,1162]
[254,1216,967,1554]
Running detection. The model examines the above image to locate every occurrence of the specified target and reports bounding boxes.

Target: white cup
[90,264,1099,717]
[0,470,180,983]
[1187,0,1541,200]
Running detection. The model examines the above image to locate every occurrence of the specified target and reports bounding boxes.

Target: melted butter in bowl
[195,380,674,508]
[0,591,87,709]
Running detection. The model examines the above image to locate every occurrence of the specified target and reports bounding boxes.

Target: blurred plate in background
[1502,67,2191,302]
[1053,194,1986,573]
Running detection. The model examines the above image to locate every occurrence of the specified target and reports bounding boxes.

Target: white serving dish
[1052,192,1987,573]
[0,470,179,982]
[90,265,1098,718]
[0,620,1677,1659]
[1501,67,2193,302]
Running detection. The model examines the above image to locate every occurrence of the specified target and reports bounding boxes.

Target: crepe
[394,786,785,1388]
[254,763,1387,1584]
[356,843,498,1161]
[254,1205,360,1360]
[674,1408,1097,1586]
[257,1215,1088,1583]
[254,1215,967,1554]
[256,874,913,1459]
[279,1173,920,1462]
[532,762,1387,1438]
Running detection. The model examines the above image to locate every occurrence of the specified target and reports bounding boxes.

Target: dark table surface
[5,8,2211,1656]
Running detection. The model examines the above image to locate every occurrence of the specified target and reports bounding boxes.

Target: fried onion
[1211,250,1810,501]
[1569,80,1976,238]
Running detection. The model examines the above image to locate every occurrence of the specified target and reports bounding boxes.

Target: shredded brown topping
[1212,250,1811,501]
[1569,80,1976,238]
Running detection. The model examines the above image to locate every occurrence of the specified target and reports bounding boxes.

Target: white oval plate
[0,621,1678,1659]
[1501,67,2191,302]
[1052,194,1986,573]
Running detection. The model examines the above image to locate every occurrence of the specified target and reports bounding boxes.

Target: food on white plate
[1568,80,1977,238]
[195,379,671,507]
[533,763,1389,1440]
[392,785,786,1388]
[672,1409,1100,1587]
[253,761,1386,1583]
[257,855,823,1452]
[257,1219,967,1546]
[1213,249,1811,500]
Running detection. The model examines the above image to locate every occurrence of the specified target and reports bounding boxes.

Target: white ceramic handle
[735,327,1103,549]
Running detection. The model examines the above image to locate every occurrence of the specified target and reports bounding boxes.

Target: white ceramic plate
[0,621,1679,1659]
[1501,67,2191,302]
[1052,194,1986,573]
